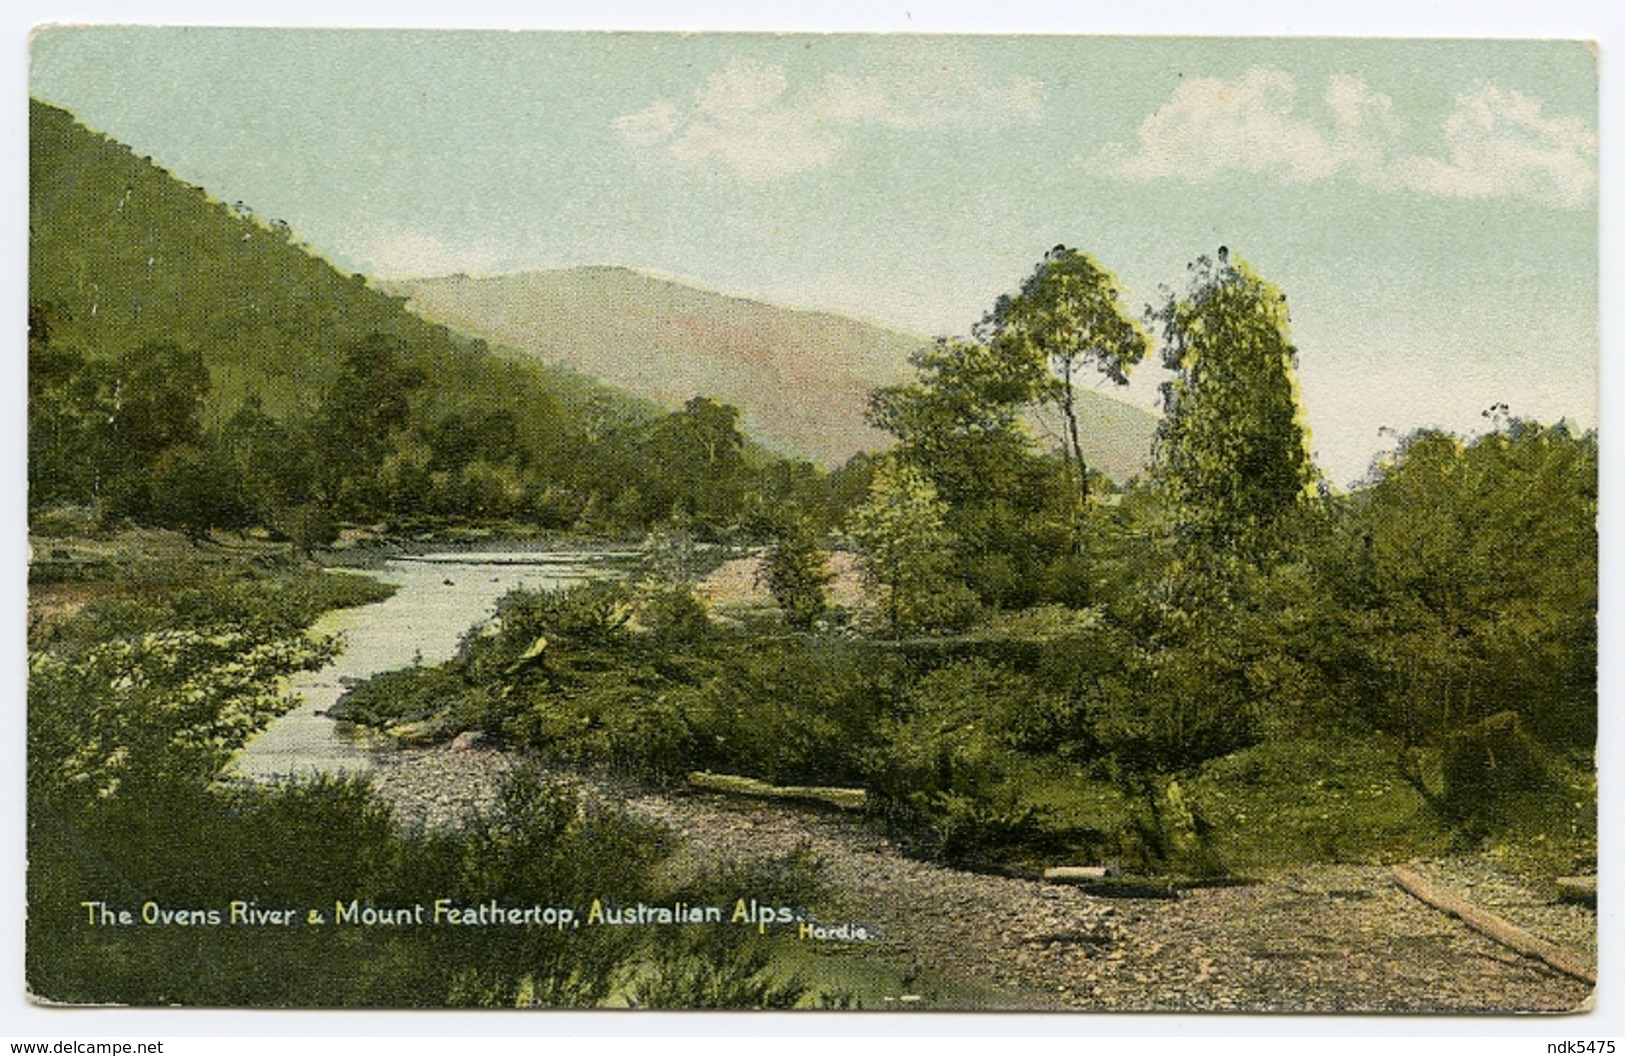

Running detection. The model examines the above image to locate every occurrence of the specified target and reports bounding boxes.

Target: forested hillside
[28,99,828,540]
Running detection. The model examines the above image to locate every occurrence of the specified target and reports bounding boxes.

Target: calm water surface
[228,549,630,781]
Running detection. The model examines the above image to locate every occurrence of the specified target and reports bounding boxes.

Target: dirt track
[370,745,1596,1013]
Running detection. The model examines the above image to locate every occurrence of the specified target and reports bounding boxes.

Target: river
[227,548,633,781]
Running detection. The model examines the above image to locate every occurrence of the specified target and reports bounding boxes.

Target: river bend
[229,549,625,781]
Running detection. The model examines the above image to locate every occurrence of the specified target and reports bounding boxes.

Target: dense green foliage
[28,559,837,1008]
[842,461,978,634]
[1151,250,1317,552]
[31,768,661,1007]
[1329,422,1598,749]
[760,516,834,630]
[861,250,1149,614]
[324,243,1596,881]
[867,338,1085,610]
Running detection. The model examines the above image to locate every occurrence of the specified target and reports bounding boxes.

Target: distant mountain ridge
[387,267,1159,474]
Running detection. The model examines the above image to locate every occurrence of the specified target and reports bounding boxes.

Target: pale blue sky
[30,26,1599,486]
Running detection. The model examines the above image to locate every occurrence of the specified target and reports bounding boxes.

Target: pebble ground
[367,745,1596,1013]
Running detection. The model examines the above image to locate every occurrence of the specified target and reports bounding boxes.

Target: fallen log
[1556,876,1597,907]
[686,771,867,812]
[1390,865,1595,985]
[1042,867,1178,900]
[1043,866,1112,882]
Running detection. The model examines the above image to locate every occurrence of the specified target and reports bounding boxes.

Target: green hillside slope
[29,98,634,433]
[28,98,803,538]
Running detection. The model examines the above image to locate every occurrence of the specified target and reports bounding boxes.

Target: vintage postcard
[25,27,1597,1013]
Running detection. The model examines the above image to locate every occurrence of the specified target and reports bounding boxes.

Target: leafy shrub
[30,622,338,801]
[627,930,807,1009]
[1019,617,1143,759]
[843,460,981,636]
[619,848,826,1010]
[686,639,901,786]
[486,581,636,655]
[505,671,680,774]
[327,665,506,744]
[28,765,672,1007]
[1082,614,1259,772]
[880,659,1033,792]
[1431,711,1593,848]
[896,789,1053,868]
[1331,423,1597,748]
[760,520,833,630]
[633,582,712,645]
[870,659,1106,867]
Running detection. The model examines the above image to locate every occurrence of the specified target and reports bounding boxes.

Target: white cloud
[1098,67,1355,184]
[694,57,790,116]
[611,99,680,147]
[615,58,1045,182]
[1097,68,1595,208]
[1385,84,1597,208]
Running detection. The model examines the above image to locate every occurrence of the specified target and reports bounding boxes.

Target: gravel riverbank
[367,744,1595,1013]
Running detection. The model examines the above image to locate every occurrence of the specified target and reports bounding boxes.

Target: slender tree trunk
[886,554,901,637]
[1059,357,1090,507]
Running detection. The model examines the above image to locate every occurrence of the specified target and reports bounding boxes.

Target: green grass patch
[1015,761,1136,848]
[1185,736,1452,870]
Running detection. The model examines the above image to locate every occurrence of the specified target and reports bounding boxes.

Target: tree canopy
[982,245,1150,506]
[843,460,977,635]
[1150,249,1317,554]
[1330,420,1597,747]
[866,337,1080,608]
